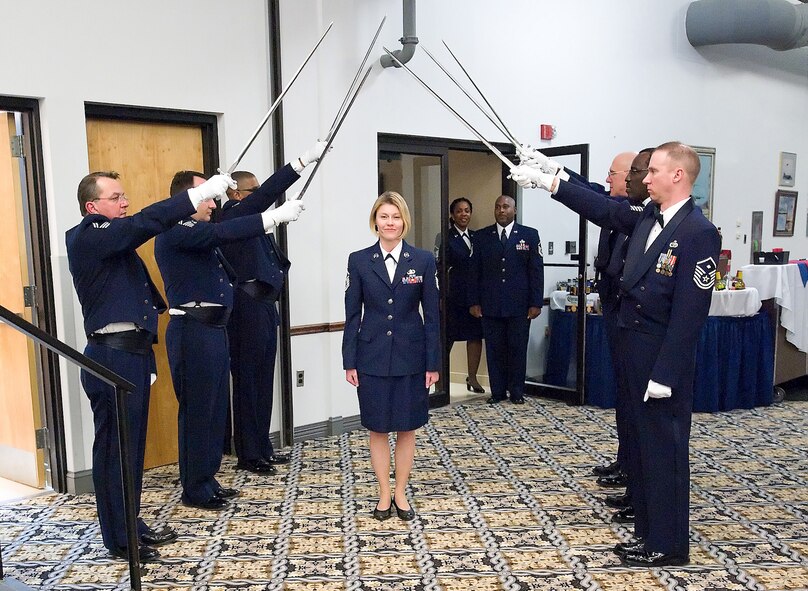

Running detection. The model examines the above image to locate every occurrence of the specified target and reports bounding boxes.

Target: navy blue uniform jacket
[467,223,544,317]
[342,241,440,376]
[439,226,476,309]
[553,181,720,389]
[154,214,265,309]
[219,164,300,291]
[66,191,195,336]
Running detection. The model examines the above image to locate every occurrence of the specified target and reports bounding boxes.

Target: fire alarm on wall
[540,124,556,140]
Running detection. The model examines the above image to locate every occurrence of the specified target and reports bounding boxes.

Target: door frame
[0,96,65,491]
[378,132,517,408]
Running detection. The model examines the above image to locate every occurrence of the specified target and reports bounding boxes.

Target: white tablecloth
[708,287,761,317]
[551,289,760,317]
[742,263,808,353]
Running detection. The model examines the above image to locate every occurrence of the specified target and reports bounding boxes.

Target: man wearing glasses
[218,141,325,475]
[66,171,233,562]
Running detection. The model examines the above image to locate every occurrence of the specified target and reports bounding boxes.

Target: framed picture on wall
[779,151,796,187]
[773,189,798,237]
[691,146,715,220]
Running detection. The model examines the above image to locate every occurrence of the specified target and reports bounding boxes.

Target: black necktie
[653,207,665,228]
[500,229,508,246]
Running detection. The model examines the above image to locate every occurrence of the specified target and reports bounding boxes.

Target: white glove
[643,379,672,402]
[518,144,564,176]
[261,196,306,231]
[509,164,556,192]
[187,174,236,207]
[296,140,329,169]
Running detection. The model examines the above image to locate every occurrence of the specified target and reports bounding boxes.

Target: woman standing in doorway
[439,197,485,393]
[342,191,440,521]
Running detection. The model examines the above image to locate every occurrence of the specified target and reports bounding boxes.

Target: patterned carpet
[2,397,808,590]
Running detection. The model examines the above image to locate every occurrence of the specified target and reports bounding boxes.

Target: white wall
[2,0,807,477]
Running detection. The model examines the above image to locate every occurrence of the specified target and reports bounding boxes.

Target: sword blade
[325,16,386,142]
[223,22,334,174]
[381,47,514,169]
[296,65,374,201]
[442,40,520,148]
[421,44,517,148]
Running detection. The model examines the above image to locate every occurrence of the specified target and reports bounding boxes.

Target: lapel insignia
[693,257,717,290]
[669,240,679,248]
[402,268,423,284]
[372,253,379,259]
[403,251,410,258]
[515,239,530,251]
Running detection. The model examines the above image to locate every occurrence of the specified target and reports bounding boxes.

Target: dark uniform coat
[218,164,299,463]
[468,222,544,402]
[437,225,483,342]
[553,181,719,557]
[66,190,194,553]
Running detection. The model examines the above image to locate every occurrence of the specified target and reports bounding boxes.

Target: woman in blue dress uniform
[342,191,440,521]
[437,197,485,393]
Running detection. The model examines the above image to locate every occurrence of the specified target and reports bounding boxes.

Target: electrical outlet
[296,370,304,387]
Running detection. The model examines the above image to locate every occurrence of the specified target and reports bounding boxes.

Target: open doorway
[377,133,516,408]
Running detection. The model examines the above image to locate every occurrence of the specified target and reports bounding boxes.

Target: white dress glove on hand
[187,174,236,207]
[509,165,556,192]
[643,379,672,402]
[293,140,330,172]
[517,144,564,176]
[261,197,306,231]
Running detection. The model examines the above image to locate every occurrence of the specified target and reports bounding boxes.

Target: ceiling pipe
[380,0,418,68]
[686,0,808,50]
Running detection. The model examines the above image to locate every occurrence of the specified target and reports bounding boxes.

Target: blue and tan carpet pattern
[2,398,808,590]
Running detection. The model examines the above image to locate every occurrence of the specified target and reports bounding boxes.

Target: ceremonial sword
[381,46,514,169]
[220,22,334,175]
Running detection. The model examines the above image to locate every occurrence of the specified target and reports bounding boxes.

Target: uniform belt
[238,281,280,304]
[88,330,153,354]
[177,305,231,327]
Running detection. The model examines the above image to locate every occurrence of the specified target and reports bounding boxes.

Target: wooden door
[0,112,44,487]
[86,118,204,468]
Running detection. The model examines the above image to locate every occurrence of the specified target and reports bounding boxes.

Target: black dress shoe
[392,497,415,521]
[605,492,632,509]
[622,549,689,567]
[611,506,635,523]
[511,397,525,405]
[592,460,620,477]
[181,495,229,511]
[141,527,178,547]
[597,472,628,488]
[466,377,485,393]
[215,487,240,499]
[613,540,645,558]
[110,545,161,563]
[265,454,290,465]
[486,396,505,404]
[372,500,392,521]
[236,459,277,474]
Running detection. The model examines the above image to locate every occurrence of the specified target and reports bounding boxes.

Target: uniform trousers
[228,289,279,463]
[166,315,230,503]
[81,343,152,552]
[481,315,530,401]
[603,302,630,479]
[618,327,693,556]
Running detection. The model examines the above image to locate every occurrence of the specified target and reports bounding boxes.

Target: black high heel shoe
[372,500,392,521]
[392,496,415,521]
[466,377,485,394]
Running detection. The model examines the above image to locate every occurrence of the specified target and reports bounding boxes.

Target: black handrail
[0,304,142,590]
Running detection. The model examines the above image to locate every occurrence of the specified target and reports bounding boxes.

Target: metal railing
[0,304,142,590]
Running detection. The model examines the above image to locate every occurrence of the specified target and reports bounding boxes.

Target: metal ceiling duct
[686,0,808,50]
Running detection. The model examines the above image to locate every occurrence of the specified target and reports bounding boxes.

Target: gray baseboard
[66,468,94,495]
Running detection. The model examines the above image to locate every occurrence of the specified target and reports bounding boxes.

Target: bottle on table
[715,272,726,291]
[732,270,745,290]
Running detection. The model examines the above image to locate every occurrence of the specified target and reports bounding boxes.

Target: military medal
[402,268,423,284]
[656,249,677,276]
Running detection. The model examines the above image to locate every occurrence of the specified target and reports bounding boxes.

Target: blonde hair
[656,141,700,184]
[369,191,411,238]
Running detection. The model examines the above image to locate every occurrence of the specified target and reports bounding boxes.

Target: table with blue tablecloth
[543,289,774,412]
